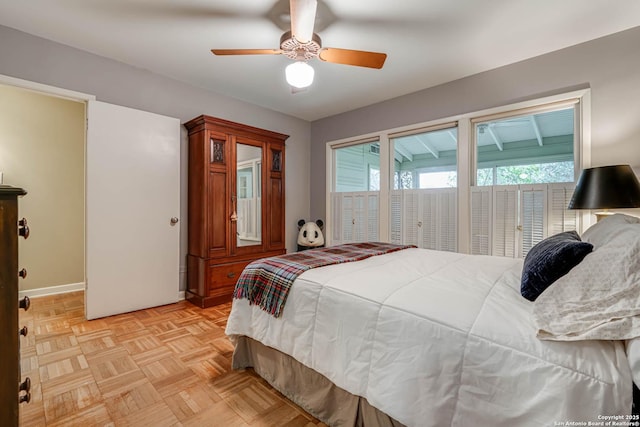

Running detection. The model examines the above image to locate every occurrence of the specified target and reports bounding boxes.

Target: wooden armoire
[185,115,287,307]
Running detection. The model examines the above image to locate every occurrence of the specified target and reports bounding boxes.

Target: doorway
[0,82,86,296]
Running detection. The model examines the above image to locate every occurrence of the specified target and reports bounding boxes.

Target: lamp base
[595,211,614,222]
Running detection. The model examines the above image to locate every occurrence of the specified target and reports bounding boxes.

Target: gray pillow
[582,213,640,248]
[521,230,593,301]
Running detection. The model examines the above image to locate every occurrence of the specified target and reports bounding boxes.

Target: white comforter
[225,248,632,427]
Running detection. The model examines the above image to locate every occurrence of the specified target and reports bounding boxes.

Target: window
[331,140,380,244]
[477,161,574,186]
[475,107,575,186]
[419,171,457,188]
[334,141,380,192]
[369,165,380,191]
[389,125,458,252]
[327,90,588,258]
[471,104,580,257]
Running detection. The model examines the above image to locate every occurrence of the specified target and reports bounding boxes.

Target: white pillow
[626,338,640,387]
[534,219,640,340]
[581,213,640,248]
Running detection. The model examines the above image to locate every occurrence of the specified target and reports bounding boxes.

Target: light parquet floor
[18,291,327,427]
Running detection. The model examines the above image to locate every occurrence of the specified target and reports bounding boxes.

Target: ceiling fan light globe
[286,61,314,88]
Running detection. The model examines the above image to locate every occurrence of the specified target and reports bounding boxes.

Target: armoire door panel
[187,130,206,257]
[269,177,284,248]
[208,170,228,257]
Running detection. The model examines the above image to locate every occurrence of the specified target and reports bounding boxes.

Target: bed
[225,215,640,427]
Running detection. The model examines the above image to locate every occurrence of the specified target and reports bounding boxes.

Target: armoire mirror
[236,143,262,247]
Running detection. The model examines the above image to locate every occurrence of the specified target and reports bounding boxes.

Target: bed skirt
[232,336,406,427]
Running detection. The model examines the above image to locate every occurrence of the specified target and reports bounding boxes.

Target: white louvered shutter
[420,191,438,250]
[341,195,354,243]
[492,186,518,258]
[438,189,457,252]
[390,190,402,244]
[331,193,343,244]
[402,191,420,246]
[547,184,578,236]
[331,191,380,245]
[471,187,492,255]
[367,193,379,241]
[520,185,546,258]
[352,194,366,242]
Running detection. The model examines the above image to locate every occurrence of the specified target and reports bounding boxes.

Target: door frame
[0,74,184,311]
[1,74,94,300]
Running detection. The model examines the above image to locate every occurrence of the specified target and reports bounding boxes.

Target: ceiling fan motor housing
[280,31,322,61]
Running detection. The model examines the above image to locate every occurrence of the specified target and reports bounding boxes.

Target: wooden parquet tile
[19,291,327,427]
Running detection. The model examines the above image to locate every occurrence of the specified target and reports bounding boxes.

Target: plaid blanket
[233,242,415,318]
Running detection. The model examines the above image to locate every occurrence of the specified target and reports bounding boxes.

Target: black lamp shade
[568,165,640,210]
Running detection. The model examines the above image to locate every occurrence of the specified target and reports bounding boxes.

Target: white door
[86,100,180,319]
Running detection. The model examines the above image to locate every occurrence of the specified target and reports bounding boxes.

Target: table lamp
[568,164,640,221]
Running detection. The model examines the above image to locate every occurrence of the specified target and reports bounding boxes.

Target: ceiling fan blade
[211,49,282,56]
[290,0,317,43]
[318,48,387,69]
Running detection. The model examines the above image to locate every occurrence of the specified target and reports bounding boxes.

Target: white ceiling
[1,0,639,121]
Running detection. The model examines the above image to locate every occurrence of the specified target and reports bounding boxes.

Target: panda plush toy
[297,219,325,251]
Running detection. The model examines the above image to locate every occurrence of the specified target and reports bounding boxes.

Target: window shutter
[492,186,518,258]
[331,193,343,244]
[520,185,546,258]
[390,190,402,244]
[438,190,457,252]
[390,189,458,251]
[548,183,578,235]
[420,191,438,250]
[367,193,379,241]
[341,195,354,243]
[402,191,420,246]
[471,187,491,255]
[330,192,380,245]
[352,194,366,242]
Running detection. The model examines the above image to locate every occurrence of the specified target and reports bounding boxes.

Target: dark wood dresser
[0,185,31,426]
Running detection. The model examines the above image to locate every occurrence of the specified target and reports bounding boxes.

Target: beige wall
[0,84,84,291]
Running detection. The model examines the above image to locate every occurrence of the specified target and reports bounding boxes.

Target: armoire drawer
[208,260,252,291]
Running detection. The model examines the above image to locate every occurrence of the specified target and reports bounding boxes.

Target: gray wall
[0,25,311,291]
[3,23,640,274]
[310,26,640,220]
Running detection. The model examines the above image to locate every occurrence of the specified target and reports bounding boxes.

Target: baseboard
[19,282,85,299]
[20,282,187,302]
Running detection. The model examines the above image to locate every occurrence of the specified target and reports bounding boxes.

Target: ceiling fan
[211,0,387,89]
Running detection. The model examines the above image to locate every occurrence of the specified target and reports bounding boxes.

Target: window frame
[325,89,591,251]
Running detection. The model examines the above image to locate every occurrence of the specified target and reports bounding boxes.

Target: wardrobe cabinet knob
[19,326,28,337]
[19,377,31,393]
[18,268,27,279]
[19,391,31,404]
[19,296,31,311]
[18,218,29,239]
